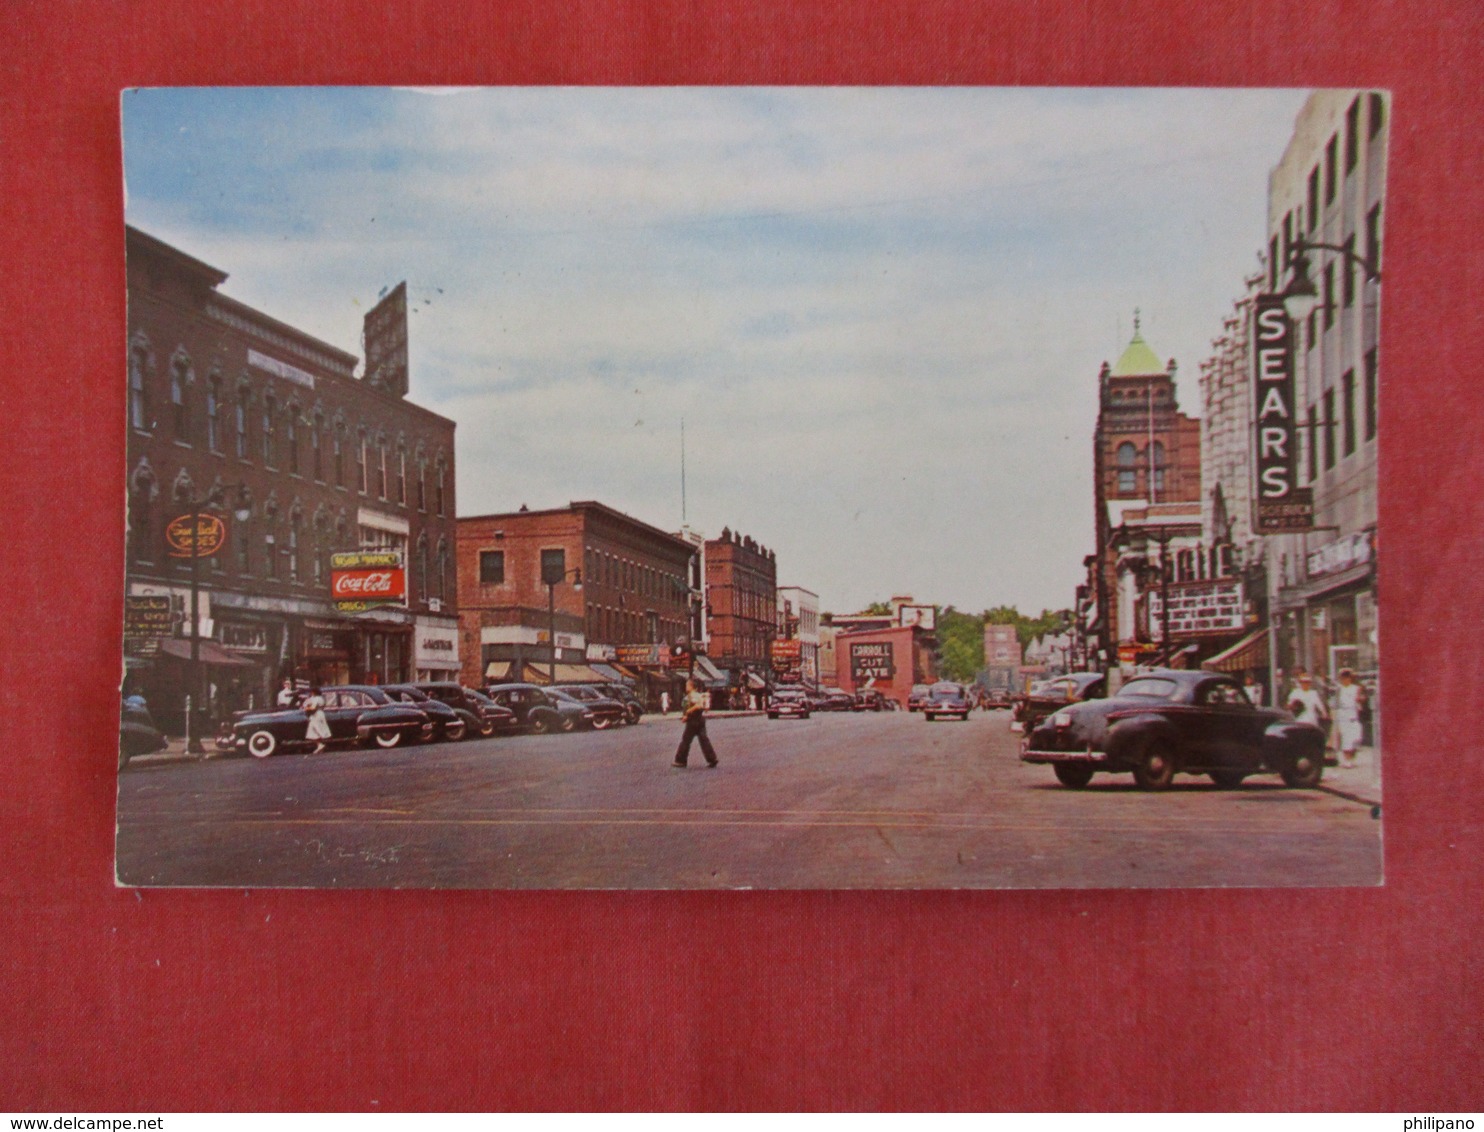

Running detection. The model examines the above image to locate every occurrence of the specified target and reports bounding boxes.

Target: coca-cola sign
[330,550,406,611]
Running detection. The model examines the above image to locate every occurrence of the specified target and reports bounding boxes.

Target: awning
[589,663,630,683]
[746,672,768,690]
[1202,629,1269,673]
[485,661,513,681]
[158,638,258,667]
[693,655,725,685]
[527,663,611,685]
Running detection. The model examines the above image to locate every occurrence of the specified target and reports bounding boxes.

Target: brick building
[832,625,937,708]
[703,528,778,685]
[123,228,460,735]
[457,502,695,695]
[1088,319,1204,666]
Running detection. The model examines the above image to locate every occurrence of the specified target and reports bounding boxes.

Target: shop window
[479,550,504,585]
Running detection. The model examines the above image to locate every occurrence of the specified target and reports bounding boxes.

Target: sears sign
[1252,296,1314,532]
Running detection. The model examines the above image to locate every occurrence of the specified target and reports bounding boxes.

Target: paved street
[116,711,1382,889]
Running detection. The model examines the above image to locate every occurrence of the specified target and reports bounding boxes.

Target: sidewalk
[1320,743,1383,810]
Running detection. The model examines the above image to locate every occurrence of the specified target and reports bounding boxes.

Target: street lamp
[1280,237,1381,322]
[181,482,252,753]
[541,549,582,684]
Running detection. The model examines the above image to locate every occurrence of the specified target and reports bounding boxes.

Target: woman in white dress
[1332,668,1367,768]
[303,686,332,754]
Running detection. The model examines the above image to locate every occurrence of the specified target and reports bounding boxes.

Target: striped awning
[1202,629,1269,673]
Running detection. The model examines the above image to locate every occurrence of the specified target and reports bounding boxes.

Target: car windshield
[558,686,601,701]
[1120,677,1178,699]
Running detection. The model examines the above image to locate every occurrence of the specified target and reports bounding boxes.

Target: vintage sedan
[484,683,576,734]
[907,684,932,712]
[1010,672,1106,733]
[767,687,812,719]
[922,682,971,721]
[414,682,520,736]
[1021,669,1327,791]
[551,684,629,729]
[381,684,467,742]
[593,682,645,725]
[215,684,433,759]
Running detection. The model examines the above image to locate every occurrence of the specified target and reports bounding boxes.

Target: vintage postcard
[116,87,1385,888]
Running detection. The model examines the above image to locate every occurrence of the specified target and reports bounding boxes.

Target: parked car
[853,689,888,712]
[119,701,167,769]
[414,682,519,737]
[215,684,433,758]
[484,683,580,734]
[767,687,812,719]
[551,684,629,729]
[592,682,645,725]
[1011,672,1106,733]
[907,685,932,712]
[1021,669,1327,791]
[816,689,857,712]
[922,682,972,721]
[382,684,467,742]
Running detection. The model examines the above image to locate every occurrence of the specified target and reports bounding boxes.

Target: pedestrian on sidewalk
[660,689,671,715]
[303,686,331,755]
[1286,670,1330,735]
[673,678,718,768]
[276,677,297,708]
[1333,668,1367,768]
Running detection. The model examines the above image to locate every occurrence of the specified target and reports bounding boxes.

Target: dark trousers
[674,714,717,765]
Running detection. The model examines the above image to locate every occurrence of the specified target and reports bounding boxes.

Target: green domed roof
[1111,328,1165,376]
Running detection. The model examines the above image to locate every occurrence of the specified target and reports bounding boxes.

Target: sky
[122,86,1310,617]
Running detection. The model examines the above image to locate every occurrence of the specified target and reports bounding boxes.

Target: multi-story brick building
[703,528,777,683]
[1089,320,1205,667]
[457,501,694,695]
[123,227,460,734]
[981,623,1022,699]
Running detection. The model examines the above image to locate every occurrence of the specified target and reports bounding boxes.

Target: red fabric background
[2,0,1480,1111]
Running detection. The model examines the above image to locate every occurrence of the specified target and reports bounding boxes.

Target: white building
[776,585,820,685]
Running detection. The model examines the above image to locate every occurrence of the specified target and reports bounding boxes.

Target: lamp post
[1279,236,1382,322]
[180,483,252,754]
[541,549,582,684]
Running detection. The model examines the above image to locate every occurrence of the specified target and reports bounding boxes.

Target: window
[1150,441,1166,495]
[205,376,220,452]
[1282,212,1292,265]
[262,395,276,466]
[1366,205,1382,278]
[1307,166,1320,231]
[1322,387,1337,471]
[333,426,344,486]
[170,356,189,443]
[435,460,446,516]
[1306,310,1317,351]
[541,548,567,586]
[356,430,367,493]
[1342,369,1356,456]
[1342,235,1356,308]
[129,346,149,432]
[288,514,301,582]
[1364,348,1378,442]
[265,533,279,579]
[479,550,504,584]
[396,447,406,505]
[1268,235,1280,291]
[1324,134,1338,205]
[236,387,249,458]
[377,441,388,500]
[436,539,449,603]
[235,513,252,575]
[419,535,431,599]
[1345,97,1360,173]
[1306,405,1318,483]
[129,487,155,564]
[286,408,299,474]
[417,462,426,511]
[312,413,324,481]
[1116,442,1137,493]
[1323,262,1335,330]
[1369,92,1385,139]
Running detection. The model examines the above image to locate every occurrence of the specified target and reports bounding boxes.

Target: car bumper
[1020,738,1111,766]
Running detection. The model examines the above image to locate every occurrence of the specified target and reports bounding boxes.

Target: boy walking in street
[673,678,719,768]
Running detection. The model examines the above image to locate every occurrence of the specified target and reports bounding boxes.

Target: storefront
[412,615,461,683]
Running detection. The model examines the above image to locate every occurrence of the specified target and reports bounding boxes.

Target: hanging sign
[1252,296,1314,532]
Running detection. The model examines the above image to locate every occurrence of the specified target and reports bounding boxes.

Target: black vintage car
[767,687,812,719]
[1021,669,1327,791]
[483,683,583,734]
[414,682,520,736]
[381,684,467,742]
[1010,672,1106,734]
[119,701,167,770]
[215,684,433,758]
[922,682,971,721]
[550,684,629,729]
[592,682,645,725]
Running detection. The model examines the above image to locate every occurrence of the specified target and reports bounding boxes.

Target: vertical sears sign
[1252,295,1314,532]
[331,550,407,612]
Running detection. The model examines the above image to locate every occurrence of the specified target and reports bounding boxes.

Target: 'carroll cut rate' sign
[1251,296,1314,532]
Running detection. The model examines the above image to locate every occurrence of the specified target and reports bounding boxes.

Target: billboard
[330,550,407,612]
[849,641,895,681]
[897,604,936,630]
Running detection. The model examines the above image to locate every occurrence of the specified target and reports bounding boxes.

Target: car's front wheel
[443,721,467,742]
[1132,740,1177,791]
[528,714,551,735]
[1054,763,1094,788]
[592,716,613,730]
[247,730,278,759]
[1280,748,1324,789]
[558,716,578,733]
[372,727,402,749]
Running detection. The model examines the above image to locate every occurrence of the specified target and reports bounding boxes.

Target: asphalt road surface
[116,710,1383,889]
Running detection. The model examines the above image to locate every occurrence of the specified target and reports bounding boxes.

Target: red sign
[770,639,802,661]
[165,513,227,558]
[332,568,406,601]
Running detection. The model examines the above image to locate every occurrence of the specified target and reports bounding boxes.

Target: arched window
[129,343,151,432]
[356,428,368,493]
[287,505,303,583]
[235,384,250,459]
[417,459,427,511]
[436,538,449,603]
[333,423,345,487]
[285,404,300,475]
[235,505,253,576]
[128,462,159,565]
[435,457,446,516]
[376,436,388,499]
[1150,441,1167,494]
[417,533,430,604]
[1116,442,1137,493]
[262,394,277,467]
[263,499,280,580]
[170,354,190,443]
[396,443,407,506]
[311,411,324,481]
[205,375,221,452]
